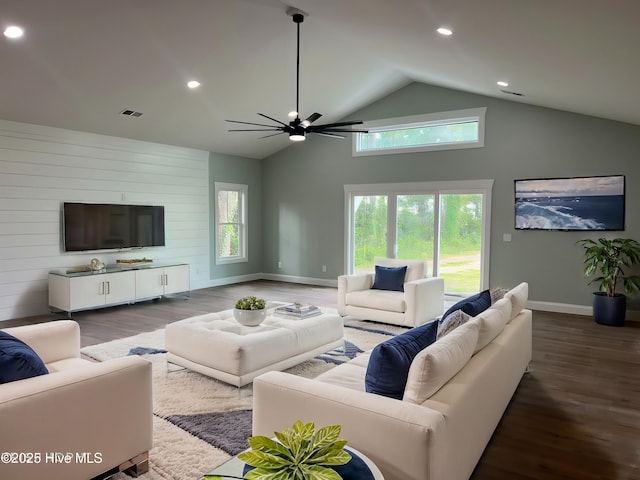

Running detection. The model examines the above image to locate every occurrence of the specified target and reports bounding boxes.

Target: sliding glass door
[346,181,492,295]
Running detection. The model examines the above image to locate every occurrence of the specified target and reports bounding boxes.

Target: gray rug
[81,316,405,479]
[165,410,253,456]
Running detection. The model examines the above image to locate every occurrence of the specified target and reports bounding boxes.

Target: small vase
[234,308,267,327]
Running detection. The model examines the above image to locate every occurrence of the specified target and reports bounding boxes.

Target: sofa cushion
[365,320,439,399]
[504,282,528,322]
[441,289,491,321]
[490,297,512,322]
[345,289,406,313]
[372,265,407,292]
[470,307,507,353]
[436,309,471,340]
[374,257,426,282]
[0,331,49,384]
[403,321,479,404]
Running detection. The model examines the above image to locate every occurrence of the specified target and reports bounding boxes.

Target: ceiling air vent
[120,109,143,117]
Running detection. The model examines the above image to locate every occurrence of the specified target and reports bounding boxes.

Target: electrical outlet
[322,265,327,273]
[278,261,282,269]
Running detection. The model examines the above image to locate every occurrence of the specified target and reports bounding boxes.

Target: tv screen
[514,175,625,231]
[63,203,165,252]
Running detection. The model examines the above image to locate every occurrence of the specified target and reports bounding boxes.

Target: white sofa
[0,321,153,480]
[253,283,531,480]
[338,257,445,327]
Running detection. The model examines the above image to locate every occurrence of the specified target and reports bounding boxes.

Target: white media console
[48,263,190,316]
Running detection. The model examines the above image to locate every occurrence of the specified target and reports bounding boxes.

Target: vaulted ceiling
[1,0,639,159]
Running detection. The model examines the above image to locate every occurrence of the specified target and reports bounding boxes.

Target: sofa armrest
[404,277,445,325]
[337,273,373,314]
[0,356,153,480]
[253,371,445,480]
[3,320,80,364]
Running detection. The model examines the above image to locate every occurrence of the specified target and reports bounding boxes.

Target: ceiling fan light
[289,132,306,141]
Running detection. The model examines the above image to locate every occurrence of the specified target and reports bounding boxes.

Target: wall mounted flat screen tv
[514,175,625,231]
[63,202,165,252]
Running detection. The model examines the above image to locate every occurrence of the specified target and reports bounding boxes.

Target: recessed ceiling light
[3,25,24,39]
[187,80,200,89]
[437,27,453,36]
[497,81,509,87]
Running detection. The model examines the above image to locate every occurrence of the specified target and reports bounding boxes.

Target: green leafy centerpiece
[235,296,267,310]
[233,296,267,326]
[239,420,351,480]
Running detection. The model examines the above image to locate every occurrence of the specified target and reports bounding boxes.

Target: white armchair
[338,257,445,327]
[0,321,152,480]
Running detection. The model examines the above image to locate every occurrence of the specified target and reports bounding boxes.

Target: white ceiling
[1,0,639,159]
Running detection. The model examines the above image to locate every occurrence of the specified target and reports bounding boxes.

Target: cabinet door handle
[106,281,110,295]
[164,274,168,286]
[99,282,104,295]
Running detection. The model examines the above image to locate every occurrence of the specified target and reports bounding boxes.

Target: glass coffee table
[201,445,384,479]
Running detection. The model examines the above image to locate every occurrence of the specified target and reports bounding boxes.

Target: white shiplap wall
[0,119,210,321]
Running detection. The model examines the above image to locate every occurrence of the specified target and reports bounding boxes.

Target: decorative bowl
[233,308,267,327]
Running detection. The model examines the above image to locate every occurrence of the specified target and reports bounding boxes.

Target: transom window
[353,107,486,156]
[215,182,248,264]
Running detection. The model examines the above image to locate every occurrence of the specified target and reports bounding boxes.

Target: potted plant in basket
[234,296,267,326]
[578,237,640,326]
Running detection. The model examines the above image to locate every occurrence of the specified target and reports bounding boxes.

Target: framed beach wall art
[514,175,625,231]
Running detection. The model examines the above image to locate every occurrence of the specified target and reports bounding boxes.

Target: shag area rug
[80,313,406,480]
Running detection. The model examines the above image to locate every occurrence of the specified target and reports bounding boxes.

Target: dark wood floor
[3,280,639,479]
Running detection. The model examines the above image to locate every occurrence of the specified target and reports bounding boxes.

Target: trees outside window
[215,182,247,264]
[346,181,492,295]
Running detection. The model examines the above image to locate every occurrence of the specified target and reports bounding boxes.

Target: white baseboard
[261,273,338,288]
[527,300,592,317]
[192,276,640,321]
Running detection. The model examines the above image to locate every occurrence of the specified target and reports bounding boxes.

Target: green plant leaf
[238,450,290,469]
[299,464,345,480]
[307,444,351,465]
[245,467,295,480]
[312,424,341,448]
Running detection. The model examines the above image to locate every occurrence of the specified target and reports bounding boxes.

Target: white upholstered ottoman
[165,308,344,386]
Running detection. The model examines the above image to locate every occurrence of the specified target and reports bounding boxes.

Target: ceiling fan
[226,9,368,142]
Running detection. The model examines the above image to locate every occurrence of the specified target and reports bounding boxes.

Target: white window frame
[353,107,486,157]
[344,179,493,290]
[215,182,248,265]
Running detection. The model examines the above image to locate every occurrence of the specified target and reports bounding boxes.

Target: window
[353,107,486,156]
[215,182,248,264]
[345,180,493,296]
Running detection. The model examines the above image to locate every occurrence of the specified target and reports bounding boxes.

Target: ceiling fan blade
[226,119,280,128]
[308,120,364,130]
[315,128,369,133]
[301,112,322,127]
[228,128,282,132]
[310,131,345,139]
[258,113,289,127]
[260,132,286,138]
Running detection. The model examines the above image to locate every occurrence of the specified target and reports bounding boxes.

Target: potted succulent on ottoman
[578,238,640,326]
[234,296,267,326]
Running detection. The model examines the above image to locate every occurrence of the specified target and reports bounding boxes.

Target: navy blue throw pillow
[365,320,438,399]
[441,289,492,323]
[371,265,407,292]
[0,331,49,384]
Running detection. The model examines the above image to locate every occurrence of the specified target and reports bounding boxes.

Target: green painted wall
[261,82,640,308]
[209,152,262,280]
